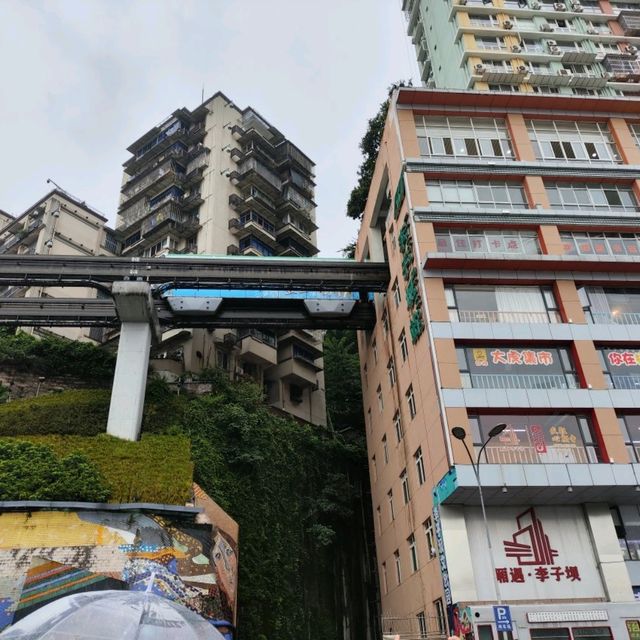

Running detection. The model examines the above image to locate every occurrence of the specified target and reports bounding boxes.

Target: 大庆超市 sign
[465,506,604,601]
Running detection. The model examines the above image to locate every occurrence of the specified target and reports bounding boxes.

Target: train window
[478,626,494,640]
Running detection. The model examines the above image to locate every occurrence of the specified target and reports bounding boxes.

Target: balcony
[230,158,282,197]
[473,64,527,84]
[228,217,277,246]
[461,372,579,390]
[569,72,608,89]
[619,10,640,36]
[589,311,640,325]
[276,222,317,255]
[186,122,206,144]
[527,69,572,86]
[454,309,561,323]
[139,204,198,239]
[123,126,188,175]
[561,50,597,65]
[608,374,640,390]
[279,187,315,217]
[269,358,319,386]
[120,161,185,207]
[603,54,640,80]
[228,188,278,218]
[275,142,315,178]
[479,440,595,464]
[181,190,203,210]
[238,330,278,367]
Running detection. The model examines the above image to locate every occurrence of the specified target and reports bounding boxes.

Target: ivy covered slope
[0,329,375,639]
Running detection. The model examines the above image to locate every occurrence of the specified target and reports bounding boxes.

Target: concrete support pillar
[584,503,635,602]
[107,322,151,441]
[106,281,160,441]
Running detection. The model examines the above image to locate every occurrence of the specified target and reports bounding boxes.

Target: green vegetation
[0,440,110,502]
[346,81,411,220]
[11,434,192,504]
[0,328,116,381]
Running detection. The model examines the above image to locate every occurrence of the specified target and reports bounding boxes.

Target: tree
[346,81,411,220]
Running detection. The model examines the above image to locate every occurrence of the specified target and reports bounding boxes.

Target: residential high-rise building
[357,86,640,637]
[0,188,119,343]
[402,0,640,95]
[118,92,326,425]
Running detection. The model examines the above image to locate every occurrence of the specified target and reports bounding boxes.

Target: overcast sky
[0,1,419,257]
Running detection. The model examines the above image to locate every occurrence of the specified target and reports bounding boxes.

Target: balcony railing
[238,329,277,348]
[281,187,314,214]
[609,375,640,390]
[477,443,596,464]
[462,373,579,390]
[238,158,282,191]
[619,10,640,36]
[455,309,560,323]
[589,311,640,325]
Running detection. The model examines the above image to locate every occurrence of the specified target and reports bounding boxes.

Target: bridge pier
[106,282,160,441]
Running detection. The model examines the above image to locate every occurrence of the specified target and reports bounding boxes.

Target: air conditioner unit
[547,39,558,45]
[558,68,573,75]
[531,0,542,7]
[511,44,523,53]
[540,23,554,31]
[572,2,584,11]
[586,27,598,34]
[474,63,487,73]
[626,44,638,55]
[554,2,567,9]
[503,19,514,28]
[550,45,562,54]
[517,64,528,72]
[458,0,468,4]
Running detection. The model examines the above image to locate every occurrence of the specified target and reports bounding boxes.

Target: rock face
[0,366,104,401]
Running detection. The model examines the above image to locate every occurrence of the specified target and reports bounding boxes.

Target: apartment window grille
[585,20,612,33]
[503,0,529,8]
[394,549,402,585]
[521,39,545,53]
[525,62,552,74]
[415,447,426,485]
[382,309,389,337]
[239,236,275,256]
[618,414,640,462]
[399,330,409,362]
[457,345,580,390]
[435,229,540,255]
[424,517,437,558]
[239,211,275,234]
[408,534,419,572]
[434,599,446,634]
[401,469,411,504]
[528,120,621,164]
[514,16,536,30]
[577,0,604,12]
[406,385,417,419]
[388,489,395,521]
[573,88,602,96]
[426,180,527,209]
[549,18,575,31]
[561,231,640,257]
[546,182,638,212]
[383,434,389,464]
[532,86,560,94]
[417,612,428,639]
[468,413,602,463]
[416,116,514,160]
[612,1,640,11]
[487,84,521,92]
[445,284,560,323]
[394,411,404,442]
[377,385,384,412]
[475,36,508,50]
[381,562,389,594]
[387,358,397,387]
[469,14,500,27]
[579,286,640,325]
[392,278,401,308]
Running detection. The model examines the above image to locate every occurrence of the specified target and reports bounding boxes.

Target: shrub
[0,440,110,502]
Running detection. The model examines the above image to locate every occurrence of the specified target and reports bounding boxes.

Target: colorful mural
[0,484,239,633]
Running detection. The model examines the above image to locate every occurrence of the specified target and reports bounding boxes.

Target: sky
[0,0,419,257]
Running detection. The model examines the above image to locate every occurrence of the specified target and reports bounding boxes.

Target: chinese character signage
[466,506,604,601]
[603,349,640,368]
[626,620,640,640]
[468,347,561,372]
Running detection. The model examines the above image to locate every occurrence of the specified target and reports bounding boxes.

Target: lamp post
[451,423,507,605]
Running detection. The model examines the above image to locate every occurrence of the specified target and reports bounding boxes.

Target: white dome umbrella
[0,588,226,640]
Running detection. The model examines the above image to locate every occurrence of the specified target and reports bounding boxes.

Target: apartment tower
[117,93,326,425]
[403,0,640,95]
[357,86,640,638]
[0,189,119,343]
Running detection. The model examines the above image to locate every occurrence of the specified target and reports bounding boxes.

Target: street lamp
[451,423,507,605]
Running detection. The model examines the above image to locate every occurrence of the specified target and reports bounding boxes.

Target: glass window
[599,348,640,390]
[388,358,396,387]
[394,411,404,442]
[388,490,395,521]
[424,517,436,558]
[435,229,540,255]
[408,534,419,572]
[618,414,640,462]
[560,232,640,258]
[580,287,640,325]
[394,549,401,584]
[469,413,602,464]
[382,434,389,464]
[572,629,613,640]
[530,630,570,640]
[406,385,417,419]
[427,180,527,209]
[415,447,426,485]
[434,599,446,634]
[401,468,410,504]
[546,182,637,213]
[399,330,409,362]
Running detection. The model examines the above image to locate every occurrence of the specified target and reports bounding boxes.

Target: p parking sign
[493,605,513,632]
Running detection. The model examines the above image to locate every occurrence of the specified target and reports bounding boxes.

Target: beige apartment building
[0,188,119,343]
[357,87,640,638]
[117,92,326,425]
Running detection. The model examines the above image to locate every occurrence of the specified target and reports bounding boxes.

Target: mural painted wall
[0,483,238,632]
